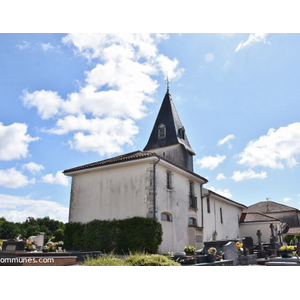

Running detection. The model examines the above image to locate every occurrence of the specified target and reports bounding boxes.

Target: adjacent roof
[203,188,247,209]
[284,227,300,235]
[143,90,195,155]
[240,212,281,223]
[63,150,208,183]
[243,200,299,214]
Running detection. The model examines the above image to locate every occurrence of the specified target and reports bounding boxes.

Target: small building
[64,87,247,253]
[239,200,300,244]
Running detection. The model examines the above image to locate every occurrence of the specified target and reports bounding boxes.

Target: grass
[82,252,181,266]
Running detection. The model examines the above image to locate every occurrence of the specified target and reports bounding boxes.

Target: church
[63,86,247,253]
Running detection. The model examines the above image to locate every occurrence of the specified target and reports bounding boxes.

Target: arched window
[188,217,197,227]
[161,212,172,222]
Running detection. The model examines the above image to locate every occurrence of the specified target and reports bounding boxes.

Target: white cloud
[205,53,214,63]
[232,169,267,182]
[216,173,226,180]
[283,197,291,202]
[209,187,232,199]
[23,162,44,174]
[16,41,31,50]
[235,33,270,52]
[196,154,226,170]
[0,194,68,222]
[22,90,64,120]
[237,123,300,169]
[217,134,235,148]
[22,33,183,156]
[0,122,39,161]
[42,171,69,186]
[0,168,35,188]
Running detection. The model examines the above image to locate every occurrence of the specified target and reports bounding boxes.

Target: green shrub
[124,253,180,266]
[82,253,130,266]
[63,217,163,253]
[81,252,180,266]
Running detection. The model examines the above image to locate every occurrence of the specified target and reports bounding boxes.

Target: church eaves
[143,90,195,155]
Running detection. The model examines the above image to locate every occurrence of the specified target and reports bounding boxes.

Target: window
[166,171,173,190]
[178,127,185,140]
[220,208,223,224]
[207,197,210,213]
[158,124,166,139]
[188,217,197,227]
[189,181,197,209]
[161,212,172,222]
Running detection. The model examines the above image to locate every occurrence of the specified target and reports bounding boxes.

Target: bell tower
[143,87,195,171]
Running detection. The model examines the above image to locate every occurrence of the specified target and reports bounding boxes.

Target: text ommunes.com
[0,257,55,264]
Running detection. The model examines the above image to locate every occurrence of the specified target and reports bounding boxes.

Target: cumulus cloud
[0,122,39,161]
[21,33,183,156]
[196,154,226,170]
[209,187,233,199]
[42,171,69,186]
[23,162,44,174]
[0,168,35,188]
[216,173,226,180]
[217,134,235,148]
[235,33,270,52]
[283,197,291,202]
[237,123,300,169]
[0,194,68,222]
[232,169,267,182]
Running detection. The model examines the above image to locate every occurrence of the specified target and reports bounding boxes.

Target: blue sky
[1,33,300,222]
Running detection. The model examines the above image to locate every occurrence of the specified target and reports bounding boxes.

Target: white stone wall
[68,159,151,223]
[240,222,282,243]
[202,194,244,242]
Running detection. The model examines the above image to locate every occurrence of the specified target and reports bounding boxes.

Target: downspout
[200,184,204,228]
[153,156,161,220]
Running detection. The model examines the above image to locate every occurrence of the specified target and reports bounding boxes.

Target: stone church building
[63,87,247,253]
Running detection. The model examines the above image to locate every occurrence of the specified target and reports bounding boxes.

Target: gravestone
[256,229,266,258]
[32,233,45,251]
[242,237,254,255]
[2,241,25,251]
[223,241,238,266]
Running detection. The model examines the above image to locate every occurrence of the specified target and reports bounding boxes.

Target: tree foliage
[0,216,65,241]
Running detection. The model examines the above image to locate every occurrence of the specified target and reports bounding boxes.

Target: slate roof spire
[143,87,195,155]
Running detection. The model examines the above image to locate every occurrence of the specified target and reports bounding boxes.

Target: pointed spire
[143,88,195,155]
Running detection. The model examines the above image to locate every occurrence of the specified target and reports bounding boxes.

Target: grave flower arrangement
[47,242,56,252]
[279,245,295,251]
[183,245,196,254]
[236,242,243,253]
[208,247,217,254]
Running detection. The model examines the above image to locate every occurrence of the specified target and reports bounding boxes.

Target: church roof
[63,150,208,182]
[143,90,195,154]
[243,200,299,214]
[203,188,247,209]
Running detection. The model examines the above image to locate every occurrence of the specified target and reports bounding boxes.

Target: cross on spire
[165,75,170,92]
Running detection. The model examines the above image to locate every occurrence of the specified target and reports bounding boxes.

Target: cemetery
[1,221,300,266]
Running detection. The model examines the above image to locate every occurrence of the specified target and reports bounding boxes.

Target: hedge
[64,217,162,254]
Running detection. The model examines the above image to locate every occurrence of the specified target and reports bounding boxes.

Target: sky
[1,32,300,222]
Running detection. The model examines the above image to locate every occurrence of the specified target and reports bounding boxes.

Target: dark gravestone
[2,241,25,251]
[242,237,254,255]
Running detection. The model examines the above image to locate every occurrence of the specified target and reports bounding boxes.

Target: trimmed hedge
[64,217,162,254]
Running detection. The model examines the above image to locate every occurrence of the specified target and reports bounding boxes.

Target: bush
[63,217,163,254]
[124,253,180,266]
[82,253,130,266]
[81,252,180,266]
